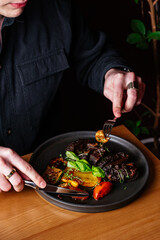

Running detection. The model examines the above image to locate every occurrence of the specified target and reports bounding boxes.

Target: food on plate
[43,166,63,185]
[43,138,138,201]
[66,139,138,183]
[97,151,138,183]
[58,182,89,201]
[93,181,112,200]
[61,168,101,187]
[95,130,110,143]
[43,157,67,184]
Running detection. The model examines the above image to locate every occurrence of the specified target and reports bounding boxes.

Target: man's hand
[104,68,145,118]
[0,147,46,192]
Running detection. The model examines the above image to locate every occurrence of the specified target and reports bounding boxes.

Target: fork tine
[103,124,113,138]
[103,118,116,138]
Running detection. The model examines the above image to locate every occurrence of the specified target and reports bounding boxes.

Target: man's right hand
[0,146,46,192]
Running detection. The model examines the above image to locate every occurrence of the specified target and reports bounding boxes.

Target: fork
[103,92,127,138]
[103,117,117,138]
[102,92,127,138]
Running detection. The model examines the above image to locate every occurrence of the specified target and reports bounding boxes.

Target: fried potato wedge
[43,165,63,184]
[49,157,67,169]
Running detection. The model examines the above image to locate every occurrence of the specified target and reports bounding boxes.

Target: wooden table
[0,125,160,240]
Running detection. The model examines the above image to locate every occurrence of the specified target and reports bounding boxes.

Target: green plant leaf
[76,161,92,172]
[140,127,150,135]
[136,120,141,127]
[131,19,146,35]
[147,31,160,41]
[133,126,141,136]
[127,33,142,44]
[67,159,105,176]
[78,159,90,165]
[65,151,79,161]
[67,160,79,169]
[136,40,149,49]
[67,160,92,172]
[92,166,105,178]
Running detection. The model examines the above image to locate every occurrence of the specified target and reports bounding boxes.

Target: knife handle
[23,180,38,190]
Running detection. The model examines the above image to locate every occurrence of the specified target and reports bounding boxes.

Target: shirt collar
[2,17,15,29]
[2,14,24,29]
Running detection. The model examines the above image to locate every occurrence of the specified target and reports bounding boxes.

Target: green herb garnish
[92,166,105,178]
[66,151,105,178]
[66,151,80,161]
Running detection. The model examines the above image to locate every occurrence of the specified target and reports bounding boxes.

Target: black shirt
[0,0,130,155]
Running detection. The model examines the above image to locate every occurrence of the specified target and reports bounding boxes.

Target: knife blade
[24,180,89,197]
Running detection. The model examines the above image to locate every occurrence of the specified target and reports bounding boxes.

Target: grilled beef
[65,139,138,183]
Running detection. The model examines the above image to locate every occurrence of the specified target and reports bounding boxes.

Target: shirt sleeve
[70,2,133,94]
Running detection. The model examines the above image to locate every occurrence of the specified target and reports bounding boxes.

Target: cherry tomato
[93,181,112,200]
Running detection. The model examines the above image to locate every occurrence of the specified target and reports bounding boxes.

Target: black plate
[30,131,149,213]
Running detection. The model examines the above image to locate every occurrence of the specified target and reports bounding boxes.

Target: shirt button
[7,129,12,135]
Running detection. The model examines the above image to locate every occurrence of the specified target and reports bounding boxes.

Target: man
[0,0,145,192]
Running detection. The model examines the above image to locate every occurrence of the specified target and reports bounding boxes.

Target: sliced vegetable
[60,177,79,188]
[73,171,101,187]
[66,151,79,161]
[43,166,63,184]
[67,159,92,172]
[93,181,112,200]
[75,160,91,172]
[62,168,101,187]
[66,151,105,177]
[92,166,105,178]
[67,160,79,170]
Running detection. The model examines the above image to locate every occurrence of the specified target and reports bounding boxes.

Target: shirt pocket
[16,48,69,128]
[16,48,69,86]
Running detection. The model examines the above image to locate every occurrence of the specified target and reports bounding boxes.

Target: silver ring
[127,82,139,91]
[6,168,16,180]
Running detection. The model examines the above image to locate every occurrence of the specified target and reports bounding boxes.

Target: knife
[24,180,89,197]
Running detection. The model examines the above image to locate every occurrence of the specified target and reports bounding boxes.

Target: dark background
[57,0,156,135]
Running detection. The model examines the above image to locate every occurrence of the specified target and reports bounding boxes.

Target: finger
[0,157,13,191]
[9,173,24,192]
[122,73,139,112]
[0,157,24,192]
[16,169,31,180]
[7,171,24,192]
[14,161,46,188]
[0,147,46,188]
[124,72,137,87]
[112,78,124,118]
[0,173,12,192]
[103,82,113,102]
[124,88,138,112]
